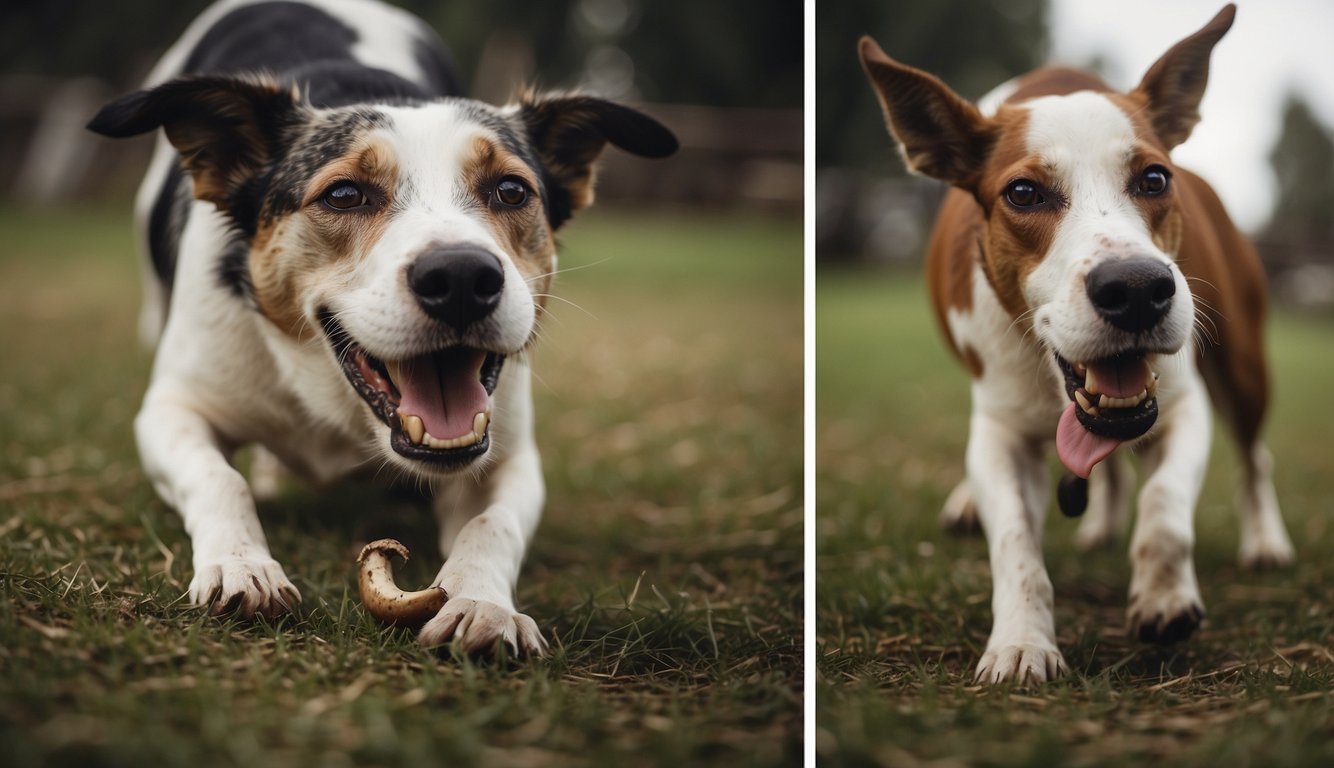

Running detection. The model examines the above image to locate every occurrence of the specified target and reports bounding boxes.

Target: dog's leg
[248,446,292,502]
[969,412,1066,685]
[136,389,300,618]
[419,368,546,656]
[1237,443,1294,568]
[1126,377,1209,643]
[1074,451,1133,550]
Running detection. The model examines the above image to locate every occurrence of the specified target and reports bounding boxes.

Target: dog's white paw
[1127,585,1204,644]
[939,478,979,535]
[974,642,1068,686]
[1239,537,1295,570]
[189,556,301,619]
[1073,515,1119,551]
[1239,523,1295,570]
[247,446,291,502]
[418,596,548,657]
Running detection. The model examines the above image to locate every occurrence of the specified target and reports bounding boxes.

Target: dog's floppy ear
[88,75,303,212]
[858,36,994,189]
[1130,4,1235,149]
[518,93,677,228]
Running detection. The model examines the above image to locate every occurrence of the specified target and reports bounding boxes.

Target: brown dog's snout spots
[407,248,504,330]
[1085,258,1175,333]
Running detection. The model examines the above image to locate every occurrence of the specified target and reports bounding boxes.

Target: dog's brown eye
[1136,165,1171,196]
[1004,180,1046,209]
[323,182,369,211]
[494,178,528,208]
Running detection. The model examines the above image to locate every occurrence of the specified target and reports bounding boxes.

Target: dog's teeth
[385,360,402,385]
[1073,362,1087,377]
[1075,390,1095,413]
[401,413,425,445]
[420,419,487,451]
[1084,367,1101,395]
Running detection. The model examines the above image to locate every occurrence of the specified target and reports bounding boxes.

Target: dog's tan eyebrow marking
[462,134,541,200]
[462,133,555,291]
[300,136,400,208]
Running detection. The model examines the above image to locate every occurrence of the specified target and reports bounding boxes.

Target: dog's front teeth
[1100,392,1149,409]
[399,410,490,448]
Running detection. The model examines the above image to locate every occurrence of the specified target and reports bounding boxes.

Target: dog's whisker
[521,257,614,283]
[532,293,595,320]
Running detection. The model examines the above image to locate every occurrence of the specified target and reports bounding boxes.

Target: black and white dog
[88,0,676,655]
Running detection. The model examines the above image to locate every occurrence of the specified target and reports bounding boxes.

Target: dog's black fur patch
[153,1,462,297]
[148,163,189,289]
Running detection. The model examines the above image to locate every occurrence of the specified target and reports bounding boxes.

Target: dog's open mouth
[1054,352,1159,479]
[320,313,504,464]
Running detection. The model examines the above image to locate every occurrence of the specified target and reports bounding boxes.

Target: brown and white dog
[859,4,1294,684]
[87,0,675,655]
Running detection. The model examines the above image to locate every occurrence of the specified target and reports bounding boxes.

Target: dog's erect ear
[1131,4,1235,149]
[518,94,677,228]
[88,75,303,211]
[858,36,994,189]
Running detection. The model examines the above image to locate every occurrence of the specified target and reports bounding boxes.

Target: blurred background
[1,0,803,215]
[818,0,1334,310]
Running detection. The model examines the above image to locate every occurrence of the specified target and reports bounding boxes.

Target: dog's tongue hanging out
[1056,405,1117,479]
[394,349,488,441]
[1055,356,1153,479]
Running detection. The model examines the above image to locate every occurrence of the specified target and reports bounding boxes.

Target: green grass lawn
[0,204,803,768]
[816,267,1334,766]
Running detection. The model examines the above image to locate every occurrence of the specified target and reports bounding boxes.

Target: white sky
[1047,0,1334,232]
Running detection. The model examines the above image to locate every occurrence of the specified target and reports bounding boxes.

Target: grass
[816,266,1334,766]
[0,203,803,767]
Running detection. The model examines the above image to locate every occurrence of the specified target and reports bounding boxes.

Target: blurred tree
[816,0,1048,175]
[1263,92,1334,245]
[0,0,211,83]
[414,0,801,108]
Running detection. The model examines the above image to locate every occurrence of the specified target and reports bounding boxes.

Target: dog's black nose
[408,247,504,330]
[1085,258,1176,333]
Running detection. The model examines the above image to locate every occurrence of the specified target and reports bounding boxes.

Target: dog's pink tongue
[396,350,487,440]
[1056,404,1120,479]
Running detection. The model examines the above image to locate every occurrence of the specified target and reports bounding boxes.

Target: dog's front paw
[1239,530,1295,570]
[418,597,548,657]
[189,557,301,619]
[1127,588,1204,644]
[975,642,1068,686]
[939,479,980,535]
